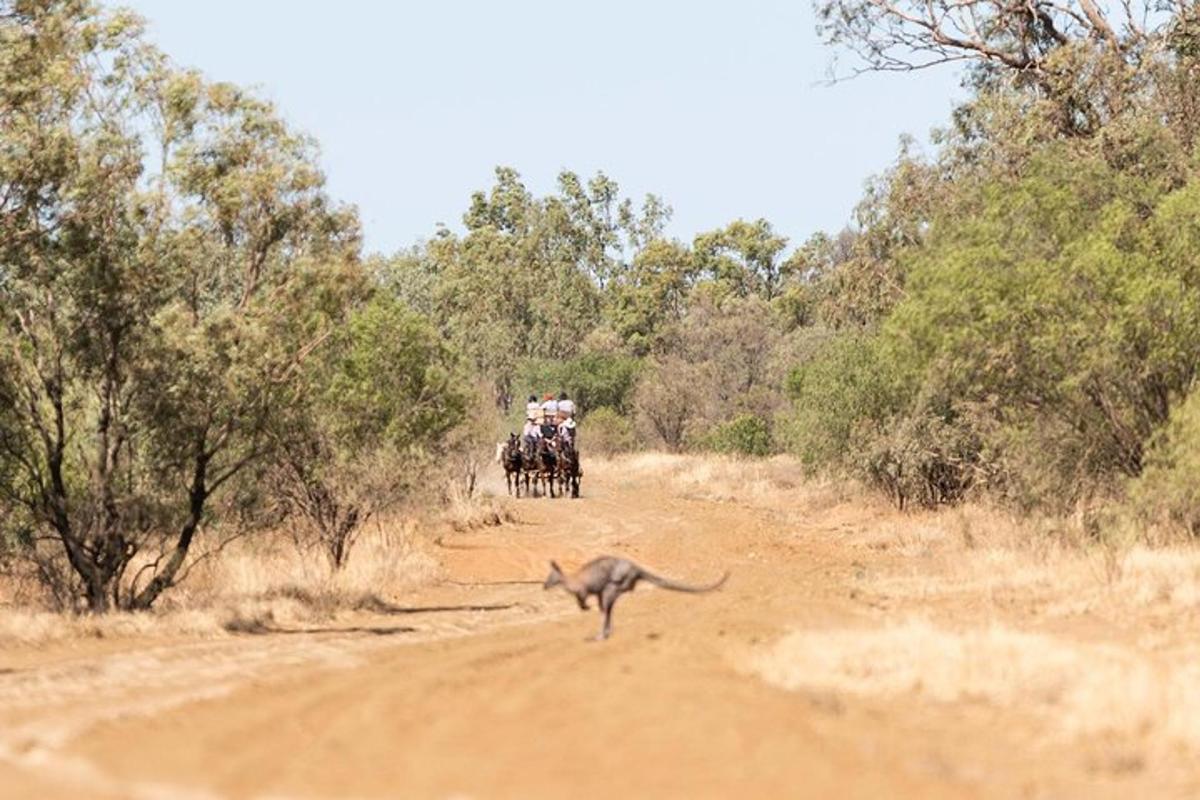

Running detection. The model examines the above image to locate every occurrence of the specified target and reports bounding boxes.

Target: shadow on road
[364,599,520,615]
[272,625,418,636]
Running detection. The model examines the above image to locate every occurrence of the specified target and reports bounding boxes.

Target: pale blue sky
[120,1,964,256]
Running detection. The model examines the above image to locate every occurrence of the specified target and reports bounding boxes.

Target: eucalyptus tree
[815,0,1199,137]
[424,166,669,408]
[605,238,697,355]
[0,0,361,610]
[270,295,465,571]
[693,219,790,301]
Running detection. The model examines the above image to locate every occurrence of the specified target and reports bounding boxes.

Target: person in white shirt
[557,391,575,422]
[525,394,542,425]
[558,416,577,447]
[522,417,542,448]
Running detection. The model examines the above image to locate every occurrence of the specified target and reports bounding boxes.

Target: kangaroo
[543,556,729,641]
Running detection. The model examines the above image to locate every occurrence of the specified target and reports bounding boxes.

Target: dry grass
[603,453,1200,624]
[0,513,450,647]
[607,451,852,511]
[440,481,519,533]
[750,619,1200,755]
[732,467,1200,761]
[0,607,231,647]
[0,481,524,648]
[841,502,1200,622]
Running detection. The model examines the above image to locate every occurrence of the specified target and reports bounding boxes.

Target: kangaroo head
[543,560,564,590]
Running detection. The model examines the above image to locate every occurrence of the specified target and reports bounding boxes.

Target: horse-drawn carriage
[499,427,582,499]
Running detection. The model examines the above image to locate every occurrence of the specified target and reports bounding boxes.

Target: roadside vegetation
[4,0,1200,617]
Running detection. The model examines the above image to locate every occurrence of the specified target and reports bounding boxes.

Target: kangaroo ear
[549,560,562,572]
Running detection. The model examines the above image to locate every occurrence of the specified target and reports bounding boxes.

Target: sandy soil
[1,460,1197,800]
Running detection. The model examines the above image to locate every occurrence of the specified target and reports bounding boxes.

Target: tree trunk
[129,449,209,610]
[326,507,361,571]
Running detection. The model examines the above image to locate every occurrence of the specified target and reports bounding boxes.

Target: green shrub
[780,330,990,508]
[877,153,1200,505]
[703,414,773,457]
[517,353,641,417]
[1129,388,1200,536]
[581,406,637,456]
[781,332,903,469]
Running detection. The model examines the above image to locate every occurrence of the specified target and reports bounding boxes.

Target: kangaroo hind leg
[593,584,619,641]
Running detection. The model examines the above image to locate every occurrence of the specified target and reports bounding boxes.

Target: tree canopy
[0,0,362,610]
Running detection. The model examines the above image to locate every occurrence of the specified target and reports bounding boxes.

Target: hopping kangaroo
[543,556,729,641]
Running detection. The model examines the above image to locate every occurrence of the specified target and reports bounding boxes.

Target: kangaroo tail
[641,570,729,593]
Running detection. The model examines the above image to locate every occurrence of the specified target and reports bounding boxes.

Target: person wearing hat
[540,393,558,438]
[525,394,542,426]
[556,391,575,423]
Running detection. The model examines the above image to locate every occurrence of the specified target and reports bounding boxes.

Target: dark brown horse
[531,436,558,498]
[501,433,525,496]
[557,436,581,498]
[520,436,537,496]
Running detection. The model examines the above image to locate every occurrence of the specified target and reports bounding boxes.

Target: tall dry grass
[0,518,436,646]
[838,501,1200,623]
[750,619,1200,755]
[606,451,854,510]
[0,489,516,646]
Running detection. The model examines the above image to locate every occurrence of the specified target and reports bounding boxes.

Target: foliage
[605,238,695,355]
[702,415,774,457]
[581,406,637,456]
[883,149,1200,504]
[779,145,942,332]
[633,356,707,451]
[860,407,982,510]
[632,293,788,452]
[0,1,362,611]
[270,296,465,569]
[783,133,1200,509]
[777,0,1200,512]
[517,352,642,418]
[693,219,790,301]
[396,167,670,408]
[783,332,900,469]
[673,294,785,418]
[814,0,1159,137]
[1129,388,1200,536]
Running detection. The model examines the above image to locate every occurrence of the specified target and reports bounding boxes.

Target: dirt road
[1,458,1196,799]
